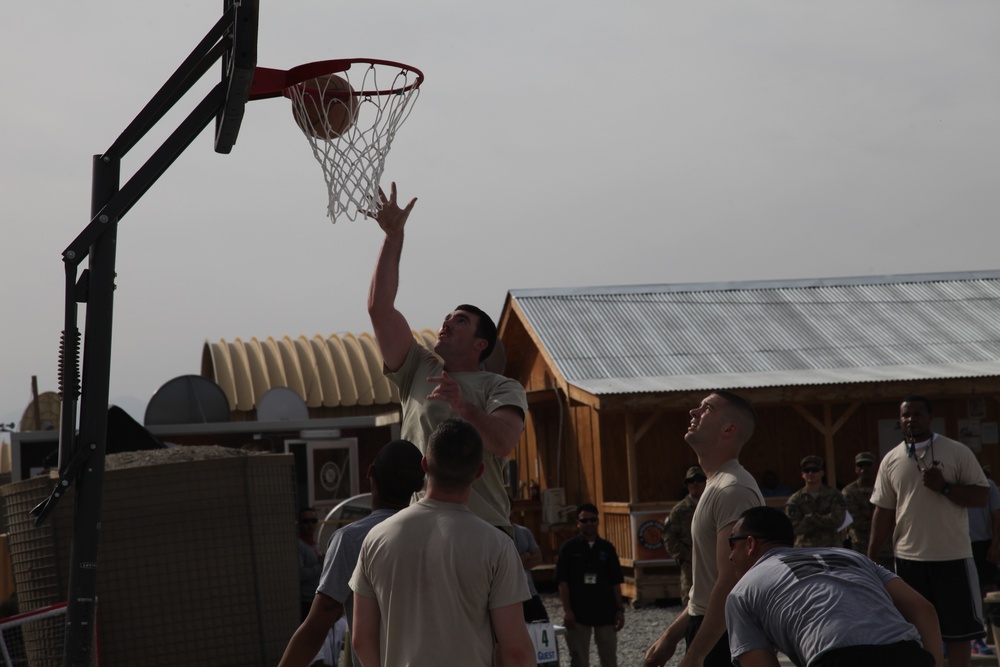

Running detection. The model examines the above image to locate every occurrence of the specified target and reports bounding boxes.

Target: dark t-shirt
[555,534,624,626]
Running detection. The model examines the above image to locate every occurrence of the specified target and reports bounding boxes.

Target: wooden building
[497,270,1000,604]
[37,269,990,604]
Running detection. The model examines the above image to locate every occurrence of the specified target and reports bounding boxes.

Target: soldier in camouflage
[841,451,877,554]
[663,465,706,606]
[785,455,847,548]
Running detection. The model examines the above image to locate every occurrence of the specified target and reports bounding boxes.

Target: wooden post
[791,402,861,488]
[625,411,665,505]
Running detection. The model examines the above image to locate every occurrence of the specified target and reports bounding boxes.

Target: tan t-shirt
[350,499,529,666]
[870,434,987,561]
[688,459,764,616]
[386,341,528,530]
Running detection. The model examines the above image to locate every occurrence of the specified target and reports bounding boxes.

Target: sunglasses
[857,462,873,468]
[301,518,318,524]
[728,534,752,548]
[578,517,598,524]
[802,467,822,474]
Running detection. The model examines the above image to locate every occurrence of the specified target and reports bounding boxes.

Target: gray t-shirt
[968,479,1000,542]
[727,547,921,667]
[513,524,540,596]
[317,509,397,664]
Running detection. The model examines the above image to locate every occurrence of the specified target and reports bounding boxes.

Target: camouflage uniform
[664,495,697,606]
[841,480,874,554]
[785,486,847,548]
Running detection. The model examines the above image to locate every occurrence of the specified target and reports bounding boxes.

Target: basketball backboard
[215,0,259,154]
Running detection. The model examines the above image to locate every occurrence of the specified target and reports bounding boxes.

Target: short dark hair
[901,395,932,413]
[737,506,794,547]
[577,502,599,517]
[456,304,497,362]
[299,506,316,521]
[426,419,483,490]
[372,439,426,506]
[713,390,757,443]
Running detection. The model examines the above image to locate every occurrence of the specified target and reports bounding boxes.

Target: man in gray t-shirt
[725,506,940,667]
[277,440,425,667]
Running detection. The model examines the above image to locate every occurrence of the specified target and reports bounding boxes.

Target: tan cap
[855,452,875,464]
[800,455,824,470]
[684,466,707,482]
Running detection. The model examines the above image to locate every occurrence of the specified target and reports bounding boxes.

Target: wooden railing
[602,502,634,562]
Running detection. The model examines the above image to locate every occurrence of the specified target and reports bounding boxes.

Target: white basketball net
[287,62,421,223]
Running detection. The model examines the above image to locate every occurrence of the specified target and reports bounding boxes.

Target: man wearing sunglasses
[785,456,846,548]
[555,503,626,667]
[725,506,941,667]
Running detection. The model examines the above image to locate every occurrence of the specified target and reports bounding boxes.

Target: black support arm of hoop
[62,84,227,267]
[50,2,257,666]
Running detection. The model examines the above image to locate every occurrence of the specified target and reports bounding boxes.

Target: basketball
[293,74,359,140]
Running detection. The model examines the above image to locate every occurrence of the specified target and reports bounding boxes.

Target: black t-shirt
[554,534,624,626]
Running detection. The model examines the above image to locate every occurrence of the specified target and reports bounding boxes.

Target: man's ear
[473,462,485,480]
[722,421,739,440]
[421,456,430,473]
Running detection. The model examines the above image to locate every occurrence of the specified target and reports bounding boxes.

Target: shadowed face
[434,309,485,359]
[687,478,707,499]
[728,518,755,578]
[900,400,932,442]
[801,466,823,489]
[299,509,318,538]
[685,394,729,449]
[577,510,599,539]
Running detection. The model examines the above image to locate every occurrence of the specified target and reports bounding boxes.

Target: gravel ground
[540,591,685,666]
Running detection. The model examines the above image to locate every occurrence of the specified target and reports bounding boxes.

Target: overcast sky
[2,1,999,434]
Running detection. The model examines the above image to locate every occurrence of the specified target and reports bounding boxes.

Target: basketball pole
[27,4,258,665]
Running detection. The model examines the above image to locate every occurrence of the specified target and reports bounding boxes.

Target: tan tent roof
[202,330,437,411]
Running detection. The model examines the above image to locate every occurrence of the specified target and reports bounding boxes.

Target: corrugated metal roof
[509,270,1000,395]
[202,330,438,411]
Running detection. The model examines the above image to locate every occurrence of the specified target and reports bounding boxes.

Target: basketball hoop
[251,59,423,222]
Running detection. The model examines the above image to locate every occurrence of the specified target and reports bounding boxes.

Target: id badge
[584,573,597,585]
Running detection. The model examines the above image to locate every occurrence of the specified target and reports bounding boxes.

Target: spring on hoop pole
[59,328,82,400]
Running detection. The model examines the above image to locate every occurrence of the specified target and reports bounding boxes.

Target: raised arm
[426,376,524,458]
[455,402,524,458]
[367,182,418,372]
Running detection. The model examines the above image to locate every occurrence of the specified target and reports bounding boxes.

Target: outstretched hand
[368,182,416,235]
[426,371,465,413]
